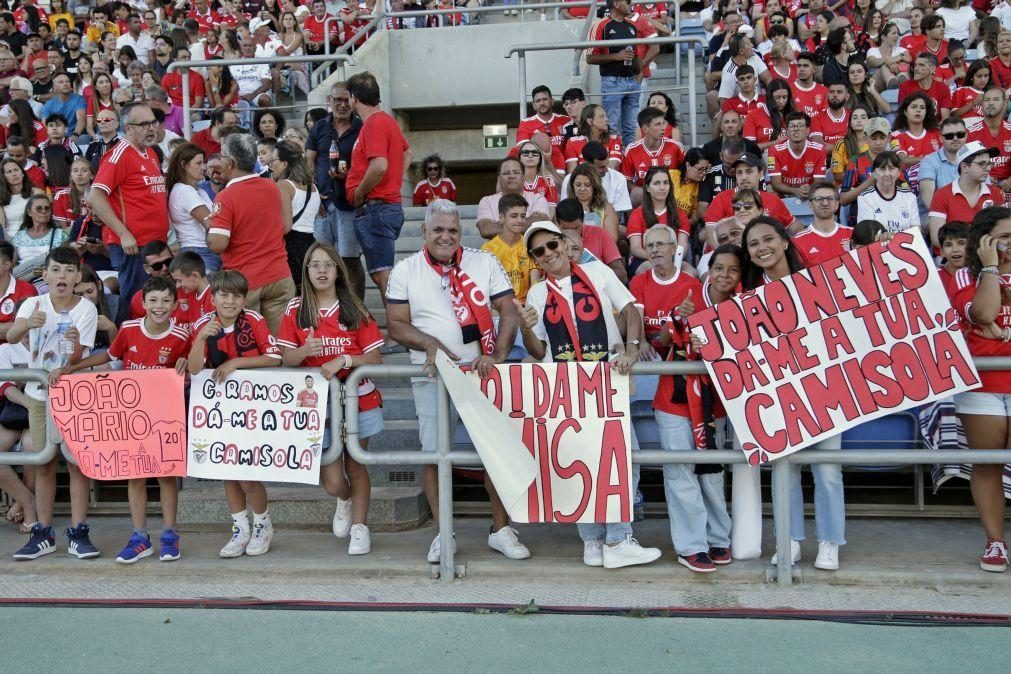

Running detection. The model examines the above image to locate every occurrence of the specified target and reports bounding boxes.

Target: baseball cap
[737,24,755,34]
[523,221,564,250]
[865,117,891,137]
[8,76,32,92]
[955,140,999,166]
[732,153,764,171]
[249,17,270,32]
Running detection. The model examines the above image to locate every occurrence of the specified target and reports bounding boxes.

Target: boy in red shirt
[188,270,282,559]
[51,276,190,563]
[169,251,213,327]
[938,221,969,299]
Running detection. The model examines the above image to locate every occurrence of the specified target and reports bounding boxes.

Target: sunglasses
[519,149,541,157]
[529,238,562,259]
[32,205,51,212]
[425,166,440,171]
[942,131,967,140]
[147,257,174,271]
[732,201,756,211]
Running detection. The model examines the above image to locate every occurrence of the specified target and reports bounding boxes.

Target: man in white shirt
[559,141,633,214]
[116,12,155,65]
[231,38,272,124]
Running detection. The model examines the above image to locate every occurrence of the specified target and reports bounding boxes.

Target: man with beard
[810,82,850,158]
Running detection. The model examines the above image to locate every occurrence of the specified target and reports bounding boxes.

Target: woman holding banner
[952,206,1011,573]
[278,243,385,557]
[519,221,662,570]
[741,216,846,571]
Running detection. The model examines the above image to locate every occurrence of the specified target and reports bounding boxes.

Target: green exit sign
[484,136,508,149]
[483,124,508,150]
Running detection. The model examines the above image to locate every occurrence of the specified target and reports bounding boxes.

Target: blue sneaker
[66,523,100,559]
[159,530,180,562]
[115,533,153,564]
[13,523,56,560]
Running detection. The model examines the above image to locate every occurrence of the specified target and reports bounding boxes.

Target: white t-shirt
[525,262,635,362]
[116,31,156,65]
[232,63,270,96]
[876,0,913,33]
[935,5,976,41]
[995,1,1011,30]
[718,55,768,99]
[169,182,212,248]
[15,293,98,400]
[559,168,633,212]
[386,247,514,366]
[856,185,921,233]
[866,45,907,64]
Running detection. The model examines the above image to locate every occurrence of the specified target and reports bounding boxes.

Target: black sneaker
[13,523,56,560]
[66,523,100,559]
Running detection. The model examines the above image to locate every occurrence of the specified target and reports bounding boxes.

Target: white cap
[523,221,563,249]
[248,17,270,32]
[955,140,999,166]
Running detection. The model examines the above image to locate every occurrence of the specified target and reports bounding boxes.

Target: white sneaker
[602,535,661,569]
[771,539,802,565]
[427,532,456,563]
[488,526,530,560]
[583,540,604,567]
[814,541,840,570]
[348,524,371,555]
[332,498,352,538]
[219,525,250,558]
[245,521,273,556]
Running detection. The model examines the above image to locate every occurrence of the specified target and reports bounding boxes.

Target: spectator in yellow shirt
[84,6,119,51]
[481,193,540,302]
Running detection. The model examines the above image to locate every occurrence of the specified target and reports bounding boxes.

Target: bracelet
[342,354,352,370]
[981,266,1000,276]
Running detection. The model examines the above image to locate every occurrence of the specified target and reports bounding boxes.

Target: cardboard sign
[442,357,633,524]
[186,370,327,485]
[689,231,980,465]
[50,370,187,481]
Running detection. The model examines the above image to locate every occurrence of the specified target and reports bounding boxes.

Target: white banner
[186,370,327,484]
[689,231,980,465]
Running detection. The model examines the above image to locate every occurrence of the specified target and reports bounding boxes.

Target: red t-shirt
[898,79,952,112]
[743,103,782,146]
[620,138,686,186]
[928,182,1007,224]
[891,128,942,188]
[968,120,1011,182]
[188,8,221,33]
[208,175,291,290]
[564,134,623,165]
[85,95,116,118]
[951,86,985,120]
[645,272,703,418]
[630,268,696,345]
[108,319,191,369]
[0,275,37,326]
[192,309,281,364]
[989,56,1011,90]
[92,140,169,247]
[625,207,689,241]
[191,128,220,157]
[703,188,794,225]
[161,71,207,107]
[767,140,827,187]
[900,34,927,57]
[951,267,1011,392]
[524,176,559,207]
[580,225,622,265]
[720,92,766,118]
[412,177,457,206]
[810,108,850,153]
[51,187,88,228]
[939,265,958,300]
[792,224,853,267]
[303,14,335,43]
[345,110,410,204]
[789,81,829,117]
[276,297,384,411]
[516,112,572,154]
[176,285,214,327]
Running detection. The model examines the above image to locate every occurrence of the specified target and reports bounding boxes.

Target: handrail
[506,36,706,147]
[323,16,343,56]
[167,54,357,138]
[0,369,61,467]
[335,8,386,56]
[342,357,1011,585]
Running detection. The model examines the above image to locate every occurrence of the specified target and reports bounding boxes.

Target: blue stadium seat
[880,88,899,126]
[784,197,814,227]
[841,411,919,471]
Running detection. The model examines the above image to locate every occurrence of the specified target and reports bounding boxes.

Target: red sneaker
[980,540,1008,573]
[678,552,716,573]
[709,547,732,565]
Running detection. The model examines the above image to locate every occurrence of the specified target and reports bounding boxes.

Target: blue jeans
[600,75,641,147]
[316,202,362,258]
[353,201,404,273]
[656,411,732,556]
[772,433,846,545]
[179,246,222,273]
[109,243,148,323]
[577,424,639,544]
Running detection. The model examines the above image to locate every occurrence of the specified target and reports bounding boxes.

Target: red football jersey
[345,110,410,204]
[188,8,221,33]
[52,187,88,228]
[928,182,1006,224]
[129,289,193,324]
[564,134,623,165]
[720,92,766,118]
[703,189,795,225]
[898,79,952,112]
[625,207,689,240]
[790,81,829,117]
[192,309,281,364]
[303,14,334,43]
[177,285,214,326]
[108,319,191,370]
[990,56,1011,90]
[792,224,853,267]
[968,120,1011,182]
[743,103,783,146]
[297,389,319,408]
[93,140,169,247]
[951,267,1011,392]
[891,128,941,188]
[951,86,985,122]
[620,138,686,186]
[412,177,457,206]
[276,297,384,411]
[523,176,559,207]
[767,140,827,187]
[516,113,571,153]
[0,275,37,326]
[630,267,697,344]
[810,108,850,154]
[643,272,703,418]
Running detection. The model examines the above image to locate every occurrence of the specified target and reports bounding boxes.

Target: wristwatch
[628,339,641,347]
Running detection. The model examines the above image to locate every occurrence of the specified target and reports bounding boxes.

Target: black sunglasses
[147,257,174,271]
[529,238,562,259]
[942,131,967,140]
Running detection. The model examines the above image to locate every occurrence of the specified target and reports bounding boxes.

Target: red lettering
[758,333,803,381]
[776,382,823,449]
[864,239,904,297]
[787,328,819,369]
[548,364,572,419]
[763,280,800,333]
[888,231,931,291]
[861,350,905,408]
[798,364,861,430]
[740,292,786,342]
[744,393,786,453]
[712,359,744,399]
[508,363,526,418]
[819,316,855,360]
[839,245,884,305]
[901,290,934,336]
[686,306,725,361]
[737,349,771,393]
[481,367,504,412]
[532,365,551,418]
[822,255,862,313]
[852,303,887,346]
[576,363,606,417]
[842,357,880,415]
[535,418,553,521]
[794,266,842,323]
[880,296,910,340]
[522,418,540,523]
[889,342,931,402]
[601,365,623,417]
[593,419,631,522]
[716,299,752,351]
[550,419,591,523]
[927,330,980,389]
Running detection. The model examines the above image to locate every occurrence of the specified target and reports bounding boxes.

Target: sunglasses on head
[529,238,562,259]
[147,257,173,271]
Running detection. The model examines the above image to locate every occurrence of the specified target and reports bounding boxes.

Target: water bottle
[623,45,634,67]
[328,139,339,177]
[56,310,73,365]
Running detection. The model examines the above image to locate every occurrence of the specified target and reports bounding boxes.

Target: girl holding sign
[741,216,847,571]
[279,243,384,557]
[952,207,1011,573]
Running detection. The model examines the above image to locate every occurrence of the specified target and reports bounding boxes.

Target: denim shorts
[353,201,404,273]
[322,406,384,450]
[955,391,1011,417]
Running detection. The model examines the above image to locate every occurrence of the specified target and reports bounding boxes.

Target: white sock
[231,510,249,532]
[253,511,270,527]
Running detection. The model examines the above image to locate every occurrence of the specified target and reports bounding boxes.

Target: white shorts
[955,391,1011,417]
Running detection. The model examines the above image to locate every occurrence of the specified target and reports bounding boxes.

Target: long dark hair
[78,263,113,325]
[577,103,612,144]
[42,144,73,189]
[20,193,54,233]
[642,166,677,230]
[646,92,678,128]
[894,91,939,131]
[766,79,794,140]
[165,142,205,197]
[297,242,371,331]
[741,216,804,289]
[968,207,1011,279]
[962,59,991,89]
[0,157,33,206]
[8,99,39,141]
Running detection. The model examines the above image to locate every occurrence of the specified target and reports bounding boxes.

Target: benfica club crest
[158,346,173,364]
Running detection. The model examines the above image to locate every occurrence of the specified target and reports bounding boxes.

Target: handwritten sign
[50,370,187,481]
[186,370,327,484]
[443,359,633,524]
[689,231,980,464]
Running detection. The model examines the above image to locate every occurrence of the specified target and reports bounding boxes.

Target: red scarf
[543,263,609,362]
[424,247,497,355]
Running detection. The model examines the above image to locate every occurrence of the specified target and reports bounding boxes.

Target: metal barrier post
[673,1,681,86]
[772,460,793,586]
[437,376,456,581]
[0,369,60,467]
[517,51,528,121]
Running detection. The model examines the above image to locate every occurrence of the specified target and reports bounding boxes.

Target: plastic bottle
[328,139,339,177]
[56,310,73,365]
[622,45,634,67]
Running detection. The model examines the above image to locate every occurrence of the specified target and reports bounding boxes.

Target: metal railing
[506,36,706,147]
[0,369,63,467]
[168,54,356,138]
[342,358,1011,586]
